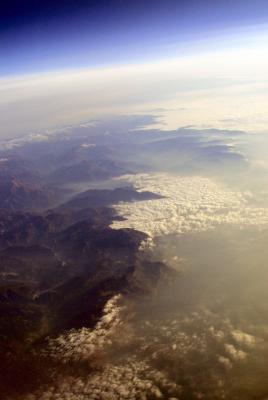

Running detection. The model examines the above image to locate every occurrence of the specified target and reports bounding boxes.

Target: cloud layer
[111,173,268,239]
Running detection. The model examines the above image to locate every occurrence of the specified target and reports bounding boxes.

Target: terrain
[0,132,172,398]
[0,120,250,399]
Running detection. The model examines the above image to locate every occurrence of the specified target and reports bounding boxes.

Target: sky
[1,1,268,139]
[2,0,268,75]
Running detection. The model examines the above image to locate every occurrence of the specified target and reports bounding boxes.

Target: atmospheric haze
[2,1,268,400]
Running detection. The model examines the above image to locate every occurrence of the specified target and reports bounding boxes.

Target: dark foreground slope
[0,124,189,398]
[0,187,170,398]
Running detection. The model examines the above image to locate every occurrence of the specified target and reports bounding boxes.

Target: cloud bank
[111,173,268,239]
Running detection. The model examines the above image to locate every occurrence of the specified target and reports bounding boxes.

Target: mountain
[58,186,163,210]
[0,156,65,211]
[47,159,127,185]
[0,179,60,211]
[0,202,171,397]
[0,157,40,184]
[0,134,175,398]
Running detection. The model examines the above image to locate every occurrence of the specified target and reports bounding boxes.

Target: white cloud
[80,143,96,149]
[231,330,256,348]
[218,356,232,370]
[43,294,124,363]
[21,297,261,400]
[224,344,248,361]
[110,173,268,239]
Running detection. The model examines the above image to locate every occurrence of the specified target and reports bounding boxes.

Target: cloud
[26,295,183,400]
[25,302,259,400]
[224,344,247,361]
[231,330,255,348]
[43,294,124,363]
[110,173,268,239]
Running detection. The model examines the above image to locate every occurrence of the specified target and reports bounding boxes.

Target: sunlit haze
[2,1,268,400]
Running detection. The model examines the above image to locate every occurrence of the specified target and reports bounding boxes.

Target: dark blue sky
[1,0,268,76]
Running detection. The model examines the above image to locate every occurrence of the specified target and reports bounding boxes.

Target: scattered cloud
[23,300,260,400]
